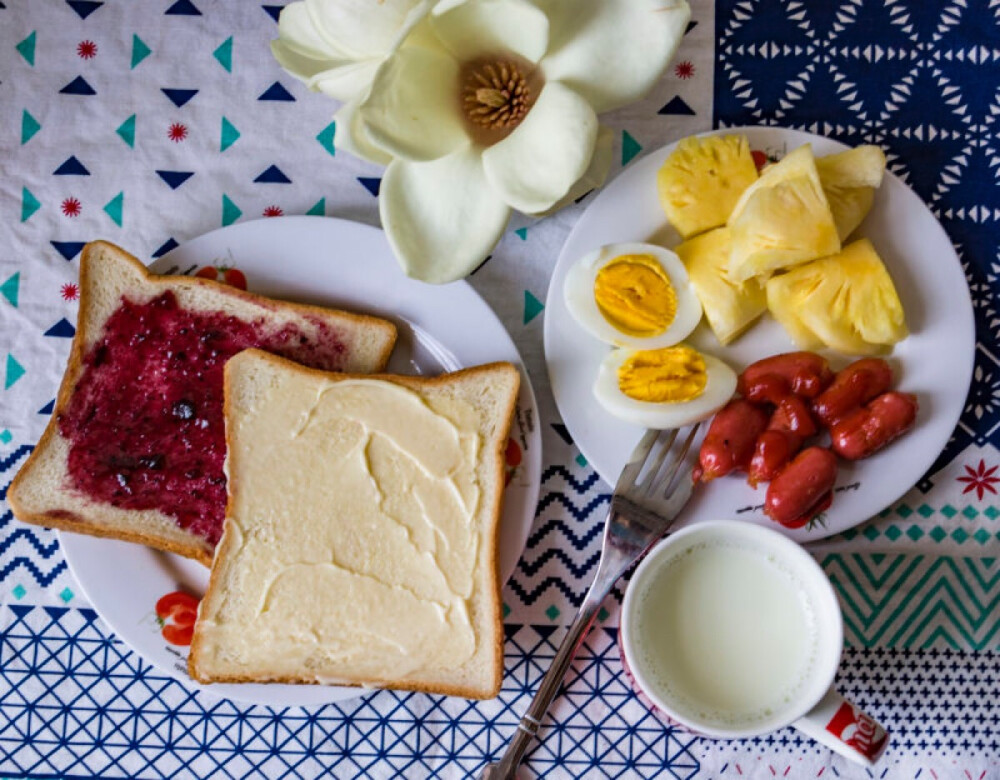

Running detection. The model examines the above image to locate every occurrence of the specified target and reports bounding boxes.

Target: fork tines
[617,424,700,499]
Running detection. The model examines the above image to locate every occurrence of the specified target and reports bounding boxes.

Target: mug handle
[792,688,889,766]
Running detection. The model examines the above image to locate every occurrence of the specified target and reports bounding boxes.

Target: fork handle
[491,523,629,779]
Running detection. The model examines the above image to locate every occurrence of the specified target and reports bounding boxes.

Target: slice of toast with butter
[189,349,519,699]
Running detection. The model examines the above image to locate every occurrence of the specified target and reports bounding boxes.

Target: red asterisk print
[77,40,97,59]
[263,205,283,217]
[168,123,188,142]
[61,283,80,301]
[61,197,82,217]
[957,460,1000,500]
[674,61,695,79]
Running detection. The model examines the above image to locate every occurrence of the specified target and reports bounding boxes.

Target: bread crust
[8,241,397,566]
[188,350,519,699]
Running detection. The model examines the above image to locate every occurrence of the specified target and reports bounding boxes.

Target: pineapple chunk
[816,145,886,240]
[766,238,908,355]
[727,145,841,283]
[657,135,759,239]
[675,227,766,345]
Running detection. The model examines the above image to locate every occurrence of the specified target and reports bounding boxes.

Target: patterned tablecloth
[2,1,999,778]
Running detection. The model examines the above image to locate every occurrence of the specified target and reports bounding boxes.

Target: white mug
[619,520,888,766]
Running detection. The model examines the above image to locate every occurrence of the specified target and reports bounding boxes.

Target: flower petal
[308,59,381,102]
[538,0,690,113]
[278,1,353,61]
[270,39,344,85]
[381,148,511,283]
[481,81,598,214]
[526,124,613,216]
[360,47,468,162]
[305,0,423,60]
[333,96,393,166]
[431,0,549,64]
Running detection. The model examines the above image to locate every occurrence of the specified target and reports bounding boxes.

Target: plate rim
[544,124,975,543]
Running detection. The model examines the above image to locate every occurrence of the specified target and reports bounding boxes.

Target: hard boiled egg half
[564,242,702,348]
[595,345,737,429]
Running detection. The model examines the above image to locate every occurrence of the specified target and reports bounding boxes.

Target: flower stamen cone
[464,59,531,129]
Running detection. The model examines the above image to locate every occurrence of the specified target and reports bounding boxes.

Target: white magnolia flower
[277,0,691,283]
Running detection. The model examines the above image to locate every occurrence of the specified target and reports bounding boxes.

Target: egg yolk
[594,254,678,337]
[618,346,707,403]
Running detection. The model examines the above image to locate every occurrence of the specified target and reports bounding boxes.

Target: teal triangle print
[306,197,325,216]
[21,110,40,144]
[21,188,40,222]
[524,291,544,324]
[220,117,240,151]
[622,131,642,165]
[116,114,136,147]
[131,34,151,69]
[316,121,336,156]
[5,355,25,390]
[0,273,19,308]
[16,31,36,66]
[103,192,124,226]
[222,194,242,226]
[213,36,233,72]
[515,227,528,241]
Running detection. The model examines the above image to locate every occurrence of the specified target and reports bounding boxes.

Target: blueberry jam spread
[59,291,346,546]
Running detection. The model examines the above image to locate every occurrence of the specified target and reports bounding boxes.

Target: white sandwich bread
[188,350,520,699]
[8,241,397,565]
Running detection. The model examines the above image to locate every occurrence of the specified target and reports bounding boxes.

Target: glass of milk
[620,520,888,766]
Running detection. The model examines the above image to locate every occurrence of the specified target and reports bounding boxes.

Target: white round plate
[60,216,542,707]
[545,126,974,543]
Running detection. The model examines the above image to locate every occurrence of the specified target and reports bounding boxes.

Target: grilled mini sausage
[764,447,838,528]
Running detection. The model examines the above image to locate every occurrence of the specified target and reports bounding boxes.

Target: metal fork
[480,424,701,780]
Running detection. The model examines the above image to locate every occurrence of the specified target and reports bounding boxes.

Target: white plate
[59,216,542,707]
[545,126,974,543]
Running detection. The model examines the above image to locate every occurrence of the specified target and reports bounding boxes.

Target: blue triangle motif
[165,0,201,14]
[50,241,86,262]
[39,399,55,415]
[161,88,198,107]
[254,165,291,184]
[152,238,179,258]
[262,4,282,22]
[66,0,103,18]
[658,96,695,116]
[156,170,195,189]
[258,81,295,101]
[54,156,90,176]
[60,76,96,95]
[358,177,381,197]
[44,319,76,338]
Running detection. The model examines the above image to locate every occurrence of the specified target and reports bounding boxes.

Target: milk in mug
[631,539,820,729]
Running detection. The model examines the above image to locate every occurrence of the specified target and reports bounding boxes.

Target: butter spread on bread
[189,350,519,699]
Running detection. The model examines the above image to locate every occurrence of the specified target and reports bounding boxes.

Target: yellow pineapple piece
[675,227,766,345]
[816,145,886,240]
[765,238,908,355]
[657,135,759,239]
[727,145,841,283]
[765,273,825,351]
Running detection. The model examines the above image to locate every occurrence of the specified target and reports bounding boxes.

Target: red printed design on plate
[825,701,888,761]
[156,591,200,646]
[504,438,522,486]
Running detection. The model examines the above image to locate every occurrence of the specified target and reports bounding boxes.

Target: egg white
[594,347,737,429]
[564,241,703,348]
